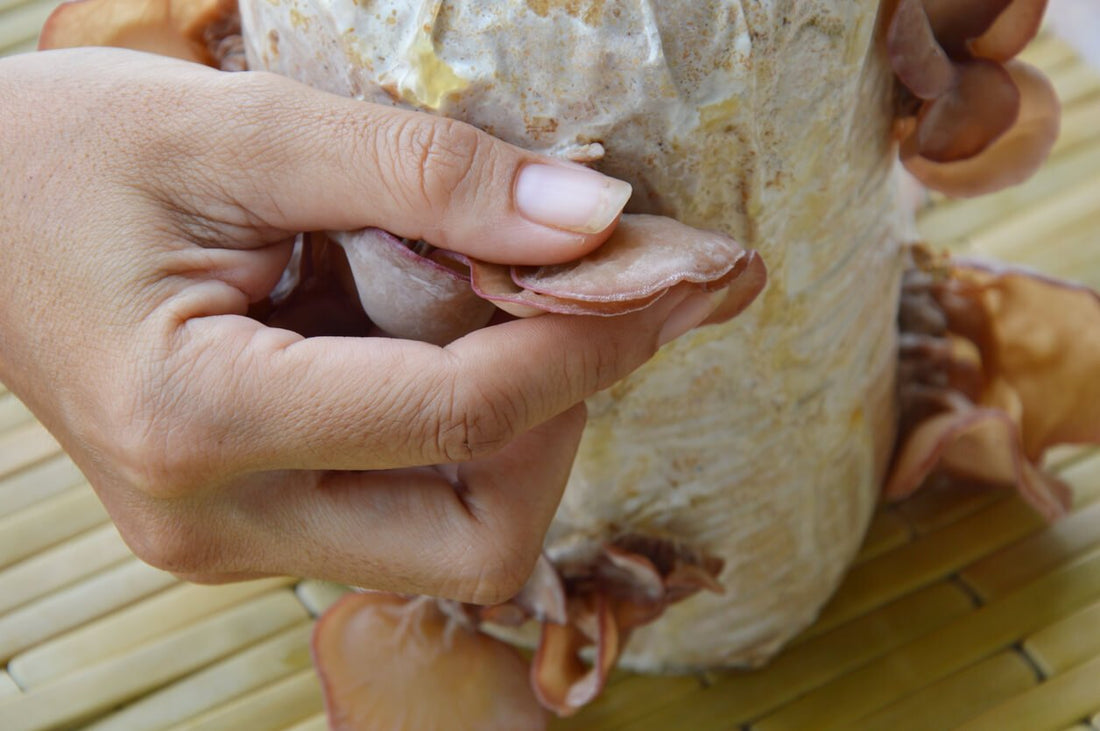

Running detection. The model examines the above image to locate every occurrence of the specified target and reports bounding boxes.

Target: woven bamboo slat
[0,394,34,432]
[0,486,108,570]
[893,482,1006,535]
[852,508,912,564]
[0,670,19,697]
[0,422,63,484]
[286,715,330,731]
[0,591,309,730]
[0,559,177,662]
[88,622,315,731]
[0,455,87,518]
[752,548,1100,729]
[560,583,975,730]
[1024,597,1100,676]
[294,580,352,617]
[957,653,1100,731]
[851,651,1038,731]
[962,469,1100,600]
[8,576,296,687]
[0,524,130,617]
[162,668,323,731]
[0,0,55,53]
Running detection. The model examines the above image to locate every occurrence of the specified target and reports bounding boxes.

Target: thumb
[145,58,633,265]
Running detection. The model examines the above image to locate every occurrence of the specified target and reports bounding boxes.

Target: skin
[0,48,724,605]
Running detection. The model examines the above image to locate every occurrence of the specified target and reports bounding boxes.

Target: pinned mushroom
[312,593,548,731]
[901,60,1060,197]
[887,0,1059,196]
[465,215,765,320]
[39,0,243,70]
[329,229,495,345]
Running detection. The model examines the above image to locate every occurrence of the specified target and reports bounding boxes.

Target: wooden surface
[1,16,1099,731]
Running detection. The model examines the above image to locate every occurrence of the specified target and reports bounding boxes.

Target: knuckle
[117,510,215,576]
[98,382,209,501]
[454,542,538,606]
[107,420,197,500]
[584,335,631,394]
[433,378,523,463]
[391,115,484,213]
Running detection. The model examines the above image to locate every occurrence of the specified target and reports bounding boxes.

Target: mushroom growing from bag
[39,0,1100,725]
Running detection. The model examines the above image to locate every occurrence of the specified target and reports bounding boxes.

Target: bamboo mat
[2,16,1100,731]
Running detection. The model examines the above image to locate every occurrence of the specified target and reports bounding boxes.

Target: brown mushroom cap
[901,61,1060,197]
[312,593,547,731]
[39,0,231,64]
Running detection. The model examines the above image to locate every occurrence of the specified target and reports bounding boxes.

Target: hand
[0,48,725,604]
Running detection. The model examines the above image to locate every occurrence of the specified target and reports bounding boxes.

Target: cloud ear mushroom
[887,0,1059,197]
[889,251,1100,520]
[39,0,242,70]
[312,593,548,731]
[900,61,1060,197]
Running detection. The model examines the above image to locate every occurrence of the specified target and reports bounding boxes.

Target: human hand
[0,48,729,604]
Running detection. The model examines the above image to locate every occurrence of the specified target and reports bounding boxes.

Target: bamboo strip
[0,421,62,482]
[294,580,351,617]
[895,482,1006,535]
[0,524,130,615]
[971,213,1100,285]
[0,671,19,697]
[961,453,1100,599]
[0,0,55,53]
[561,583,974,731]
[1050,61,1100,106]
[853,509,912,565]
[916,137,1100,247]
[0,485,108,571]
[1019,32,1083,72]
[0,558,177,662]
[8,576,297,688]
[962,500,1100,601]
[851,651,1037,731]
[957,653,1100,731]
[966,172,1100,258]
[753,547,1100,730]
[1052,96,1100,157]
[1043,445,1098,472]
[0,453,85,517]
[88,622,314,731]
[1022,597,1100,676]
[0,393,34,432]
[284,714,329,731]
[3,38,37,56]
[805,497,1044,640]
[0,591,309,731]
[165,667,323,731]
[989,225,1100,292]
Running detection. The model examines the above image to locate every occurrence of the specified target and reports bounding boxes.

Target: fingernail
[514,164,633,234]
[657,289,728,347]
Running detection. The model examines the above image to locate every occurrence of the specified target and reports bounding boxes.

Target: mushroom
[889,248,1100,520]
[886,0,1060,196]
[311,593,548,730]
[39,0,243,70]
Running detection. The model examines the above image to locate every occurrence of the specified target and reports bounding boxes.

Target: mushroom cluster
[889,249,1100,520]
[886,0,1061,196]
